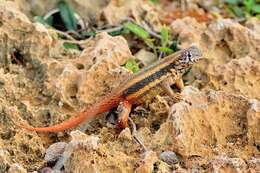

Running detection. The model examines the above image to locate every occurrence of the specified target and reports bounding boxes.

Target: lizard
[16,45,203,132]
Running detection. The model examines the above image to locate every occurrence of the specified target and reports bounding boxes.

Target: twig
[158,52,164,59]
[66,30,82,38]
[53,29,76,41]
[129,117,147,151]
[94,25,124,33]
[61,37,93,45]
[142,22,161,39]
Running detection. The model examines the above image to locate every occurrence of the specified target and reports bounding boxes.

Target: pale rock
[8,164,27,173]
[44,142,67,162]
[135,151,158,173]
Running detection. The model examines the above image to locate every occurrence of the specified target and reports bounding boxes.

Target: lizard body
[16,46,202,132]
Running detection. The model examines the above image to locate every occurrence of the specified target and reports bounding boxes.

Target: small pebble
[159,151,179,165]
[44,142,67,162]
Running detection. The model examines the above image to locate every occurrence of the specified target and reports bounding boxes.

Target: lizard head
[179,46,203,66]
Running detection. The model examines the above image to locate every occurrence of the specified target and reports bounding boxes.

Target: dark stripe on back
[123,62,176,96]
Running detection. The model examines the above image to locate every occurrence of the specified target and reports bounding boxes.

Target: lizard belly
[132,85,165,105]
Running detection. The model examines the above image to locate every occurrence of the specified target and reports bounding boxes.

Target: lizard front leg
[175,78,185,91]
[117,100,132,129]
[161,77,192,105]
[160,78,183,103]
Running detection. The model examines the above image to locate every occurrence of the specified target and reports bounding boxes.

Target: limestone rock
[135,151,158,173]
[103,0,162,31]
[245,17,260,35]
[167,86,259,157]
[208,156,248,173]
[204,19,260,60]
[63,130,136,173]
[45,32,132,110]
[44,142,67,162]
[170,17,206,48]
[0,149,11,173]
[8,164,27,173]
[201,56,260,100]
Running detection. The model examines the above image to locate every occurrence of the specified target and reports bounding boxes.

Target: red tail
[16,95,121,132]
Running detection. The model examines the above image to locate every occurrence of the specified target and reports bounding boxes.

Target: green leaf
[243,0,254,13]
[158,47,174,54]
[160,26,169,48]
[144,39,157,56]
[149,0,159,5]
[124,22,150,40]
[225,0,239,4]
[108,27,130,36]
[253,4,260,13]
[228,5,244,18]
[45,15,54,26]
[256,14,260,19]
[63,42,79,50]
[144,39,155,49]
[58,0,77,31]
[124,59,140,73]
[81,31,97,37]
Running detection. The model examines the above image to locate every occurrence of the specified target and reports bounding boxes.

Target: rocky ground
[0,0,259,173]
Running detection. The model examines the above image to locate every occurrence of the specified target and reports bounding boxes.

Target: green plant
[58,0,77,31]
[124,21,157,55]
[124,59,140,73]
[63,42,79,50]
[158,26,174,54]
[124,22,177,57]
[226,0,260,19]
[149,0,160,5]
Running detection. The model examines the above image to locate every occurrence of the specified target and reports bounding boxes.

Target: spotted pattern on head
[179,46,203,65]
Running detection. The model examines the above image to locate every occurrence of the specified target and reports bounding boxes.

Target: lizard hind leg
[116,100,132,129]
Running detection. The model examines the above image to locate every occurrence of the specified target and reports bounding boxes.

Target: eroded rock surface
[168,87,259,158]
[0,1,132,171]
[0,0,259,172]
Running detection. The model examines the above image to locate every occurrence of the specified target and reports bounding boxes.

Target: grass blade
[253,4,260,13]
[58,0,77,31]
[160,26,169,48]
[63,43,79,50]
[124,59,140,73]
[124,22,149,40]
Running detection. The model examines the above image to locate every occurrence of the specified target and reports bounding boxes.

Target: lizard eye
[187,52,192,59]
[185,51,192,62]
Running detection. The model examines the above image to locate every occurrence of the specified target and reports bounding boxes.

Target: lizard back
[120,46,203,103]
